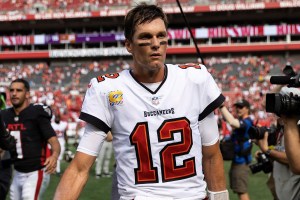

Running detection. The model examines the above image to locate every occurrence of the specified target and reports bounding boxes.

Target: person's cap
[234,99,250,108]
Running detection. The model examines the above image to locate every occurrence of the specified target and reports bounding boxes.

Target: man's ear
[125,39,132,53]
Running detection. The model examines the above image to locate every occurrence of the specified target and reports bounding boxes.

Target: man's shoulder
[0,107,14,117]
[167,63,208,74]
[27,103,52,119]
[0,107,11,113]
[167,63,211,85]
[244,117,253,124]
[90,70,128,86]
[238,117,253,128]
[167,63,205,69]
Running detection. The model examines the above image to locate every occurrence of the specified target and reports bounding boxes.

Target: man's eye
[158,34,166,38]
[140,36,151,40]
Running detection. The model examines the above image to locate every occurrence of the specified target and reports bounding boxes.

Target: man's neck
[14,102,29,115]
[131,65,165,83]
[242,114,249,119]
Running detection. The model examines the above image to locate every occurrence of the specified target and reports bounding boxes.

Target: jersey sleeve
[77,123,107,156]
[79,78,111,133]
[197,65,225,121]
[199,112,219,146]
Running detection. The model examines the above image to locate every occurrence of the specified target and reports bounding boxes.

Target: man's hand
[256,131,269,153]
[44,155,58,174]
[0,131,16,151]
[281,115,299,126]
[45,136,60,174]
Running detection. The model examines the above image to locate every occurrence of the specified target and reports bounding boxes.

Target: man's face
[235,105,249,117]
[125,18,168,72]
[9,82,29,108]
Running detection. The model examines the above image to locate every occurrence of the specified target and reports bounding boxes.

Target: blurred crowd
[0,0,289,14]
[0,58,130,127]
[1,54,299,138]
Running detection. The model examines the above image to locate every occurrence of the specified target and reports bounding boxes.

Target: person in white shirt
[54,4,228,200]
[51,112,68,175]
[95,131,113,178]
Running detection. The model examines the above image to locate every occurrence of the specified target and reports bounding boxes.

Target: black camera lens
[266,93,300,116]
[249,126,267,140]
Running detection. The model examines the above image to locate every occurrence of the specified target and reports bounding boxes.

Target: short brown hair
[124,4,168,41]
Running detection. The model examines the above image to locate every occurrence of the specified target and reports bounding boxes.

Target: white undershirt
[141,82,162,91]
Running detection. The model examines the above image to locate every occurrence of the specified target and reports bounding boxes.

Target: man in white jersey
[51,112,68,175]
[95,131,113,178]
[54,4,228,200]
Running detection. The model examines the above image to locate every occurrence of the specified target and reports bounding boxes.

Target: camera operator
[219,99,253,200]
[265,64,300,176]
[276,84,300,175]
[282,115,300,174]
[253,85,300,200]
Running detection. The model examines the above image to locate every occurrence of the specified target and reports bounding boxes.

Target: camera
[266,93,300,116]
[248,126,277,146]
[249,152,273,174]
[266,64,300,116]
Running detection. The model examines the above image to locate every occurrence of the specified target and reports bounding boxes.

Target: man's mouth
[150,53,161,58]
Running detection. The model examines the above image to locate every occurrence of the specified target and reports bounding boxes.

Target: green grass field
[41,145,273,200]
[43,161,272,200]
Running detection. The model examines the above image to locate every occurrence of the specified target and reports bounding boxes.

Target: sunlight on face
[9,82,29,108]
[126,18,168,73]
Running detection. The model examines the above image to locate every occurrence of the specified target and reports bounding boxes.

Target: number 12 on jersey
[130,117,196,184]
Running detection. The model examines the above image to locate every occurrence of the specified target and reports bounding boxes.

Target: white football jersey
[79,64,224,199]
[51,121,68,139]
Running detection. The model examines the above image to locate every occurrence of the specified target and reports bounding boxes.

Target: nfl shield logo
[151,97,159,105]
[14,116,19,122]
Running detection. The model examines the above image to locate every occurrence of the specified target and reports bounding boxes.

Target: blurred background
[1,0,299,199]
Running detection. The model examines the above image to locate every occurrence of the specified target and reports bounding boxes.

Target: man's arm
[282,116,300,174]
[202,142,227,191]
[45,136,61,174]
[199,112,229,199]
[255,131,289,165]
[202,142,229,199]
[55,123,107,199]
[54,151,96,200]
[219,106,240,128]
[63,127,69,148]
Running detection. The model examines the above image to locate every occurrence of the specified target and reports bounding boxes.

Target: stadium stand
[0,0,299,137]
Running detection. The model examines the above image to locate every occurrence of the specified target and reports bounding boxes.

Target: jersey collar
[129,64,168,94]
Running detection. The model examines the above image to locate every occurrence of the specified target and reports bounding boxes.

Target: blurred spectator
[51,111,68,176]
[219,99,253,200]
[95,132,113,178]
[0,88,12,200]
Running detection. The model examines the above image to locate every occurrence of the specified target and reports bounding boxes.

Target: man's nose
[10,90,16,95]
[151,37,160,48]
